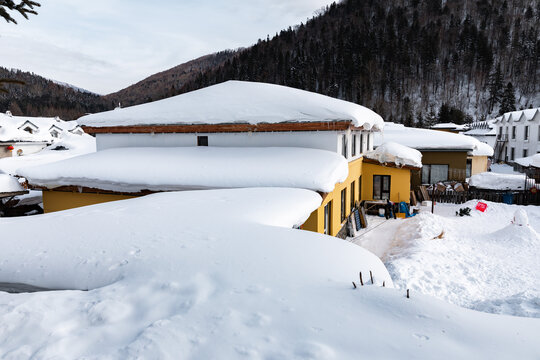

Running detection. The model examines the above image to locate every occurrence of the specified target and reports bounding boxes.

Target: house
[20,81,420,237]
[463,119,497,149]
[493,108,540,163]
[375,123,493,188]
[0,111,84,158]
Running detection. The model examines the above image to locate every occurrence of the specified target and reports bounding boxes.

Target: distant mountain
[104,51,238,108]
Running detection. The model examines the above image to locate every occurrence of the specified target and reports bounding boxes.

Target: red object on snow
[6,145,14,151]
[476,202,488,212]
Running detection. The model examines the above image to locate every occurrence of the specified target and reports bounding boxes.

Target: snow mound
[469,171,534,190]
[0,190,539,358]
[79,81,385,130]
[0,174,24,193]
[366,141,422,168]
[19,146,348,193]
[513,208,529,226]
[384,201,540,318]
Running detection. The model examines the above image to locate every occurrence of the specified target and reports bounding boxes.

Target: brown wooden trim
[82,121,356,134]
[0,190,29,198]
[35,185,154,196]
[363,157,421,170]
[317,191,329,202]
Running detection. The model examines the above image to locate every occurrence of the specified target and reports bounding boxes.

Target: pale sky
[0,0,332,95]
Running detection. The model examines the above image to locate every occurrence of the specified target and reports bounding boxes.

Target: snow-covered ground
[490,163,520,175]
[1,189,539,358]
[355,201,540,318]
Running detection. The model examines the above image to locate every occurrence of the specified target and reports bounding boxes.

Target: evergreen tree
[487,65,503,112]
[0,1,39,24]
[415,111,425,128]
[498,82,516,115]
[0,1,40,93]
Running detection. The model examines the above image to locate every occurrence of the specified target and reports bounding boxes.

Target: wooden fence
[427,189,540,206]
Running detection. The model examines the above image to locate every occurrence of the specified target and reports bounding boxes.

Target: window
[538,125,540,141]
[340,188,347,222]
[512,126,516,139]
[367,134,371,151]
[523,149,528,158]
[422,164,449,184]
[341,135,348,158]
[324,201,332,235]
[359,134,364,153]
[359,175,363,201]
[350,181,356,212]
[524,126,529,140]
[511,147,515,161]
[23,126,33,134]
[373,175,391,200]
[352,135,357,157]
[466,159,472,178]
[197,136,208,146]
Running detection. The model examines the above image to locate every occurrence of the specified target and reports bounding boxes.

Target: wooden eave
[82,121,366,134]
[362,157,421,170]
[34,185,155,196]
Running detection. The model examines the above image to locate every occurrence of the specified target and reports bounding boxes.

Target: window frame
[197,136,209,146]
[373,175,391,200]
[324,201,332,235]
[340,188,347,222]
[350,181,356,212]
[352,134,357,157]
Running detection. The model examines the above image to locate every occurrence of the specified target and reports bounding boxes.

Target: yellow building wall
[302,158,363,236]
[302,159,412,237]
[361,163,411,204]
[470,155,488,175]
[42,190,137,213]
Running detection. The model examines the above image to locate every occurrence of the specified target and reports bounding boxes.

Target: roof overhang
[362,157,421,170]
[82,121,372,134]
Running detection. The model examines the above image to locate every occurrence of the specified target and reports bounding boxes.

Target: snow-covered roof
[463,120,496,136]
[19,146,348,193]
[515,154,540,168]
[495,108,539,123]
[469,172,534,190]
[0,112,82,143]
[364,141,422,168]
[375,123,494,156]
[0,174,24,193]
[78,81,384,131]
[430,122,469,131]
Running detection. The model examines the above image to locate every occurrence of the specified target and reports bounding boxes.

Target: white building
[493,108,540,163]
[463,120,496,149]
[0,111,83,159]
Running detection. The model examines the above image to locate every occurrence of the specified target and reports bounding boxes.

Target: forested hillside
[1,0,538,123]
[178,0,539,124]
[0,67,110,120]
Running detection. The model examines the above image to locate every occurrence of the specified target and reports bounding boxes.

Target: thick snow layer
[382,201,540,318]
[1,190,539,358]
[0,174,24,193]
[78,81,384,130]
[0,132,96,176]
[490,163,520,175]
[375,123,494,156]
[515,153,540,168]
[366,141,422,168]
[469,171,534,190]
[19,146,348,193]
[430,122,469,130]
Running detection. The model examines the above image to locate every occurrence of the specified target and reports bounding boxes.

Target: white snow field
[18,147,347,193]
[380,201,540,318]
[469,171,535,190]
[1,189,539,359]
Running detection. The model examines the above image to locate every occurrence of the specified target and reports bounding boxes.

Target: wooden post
[370,270,374,284]
[359,272,364,286]
[383,281,385,287]
[406,289,410,298]
[352,281,357,289]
